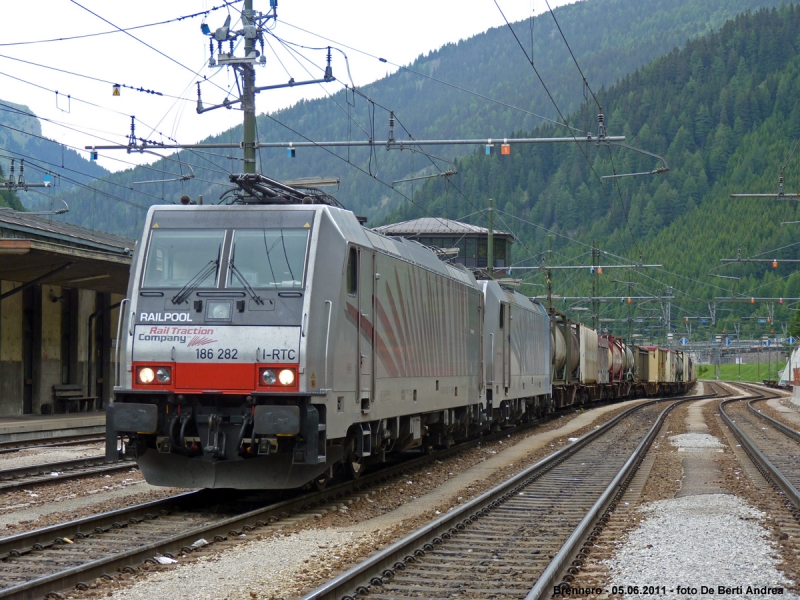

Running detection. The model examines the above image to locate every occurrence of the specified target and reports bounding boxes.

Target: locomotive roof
[373,217,514,240]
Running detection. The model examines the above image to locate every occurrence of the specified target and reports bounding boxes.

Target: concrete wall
[0,282,113,415]
[0,281,24,416]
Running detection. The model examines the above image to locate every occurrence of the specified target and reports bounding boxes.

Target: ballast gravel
[605,494,797,599]
[0,443,105,469]
[105,529,367,600]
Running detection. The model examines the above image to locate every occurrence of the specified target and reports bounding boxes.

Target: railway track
[298,385,714,600]
[0,436,105,456]
[719,382,800,510]
[0,404,576,600]
[0,456,137,493]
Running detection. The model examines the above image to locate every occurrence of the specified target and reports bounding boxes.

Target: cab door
[358,248,375,409]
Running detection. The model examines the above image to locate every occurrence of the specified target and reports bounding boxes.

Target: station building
[372,217,514,270]
[0,210,134,416]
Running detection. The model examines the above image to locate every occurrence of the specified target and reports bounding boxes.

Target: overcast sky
[0,0,578,173]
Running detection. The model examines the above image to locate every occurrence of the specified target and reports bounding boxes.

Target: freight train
[106,174,695,489]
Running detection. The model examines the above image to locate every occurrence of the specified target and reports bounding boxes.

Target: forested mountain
[390,4,800,339]
[0,100,109,200]
[28,0,786,237]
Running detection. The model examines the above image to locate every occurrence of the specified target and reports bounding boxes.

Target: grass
[696,360,787,382]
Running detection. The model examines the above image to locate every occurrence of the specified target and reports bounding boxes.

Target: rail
[718,383,800,511]
[0,456,135,493]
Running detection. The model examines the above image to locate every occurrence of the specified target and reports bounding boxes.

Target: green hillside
[35,0,786,236]
[391,4,800,342]
[697,361,786,382]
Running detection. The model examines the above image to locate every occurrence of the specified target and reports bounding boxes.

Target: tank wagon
[106,174,694,490]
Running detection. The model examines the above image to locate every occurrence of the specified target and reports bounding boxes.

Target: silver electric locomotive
[107,176,553,489]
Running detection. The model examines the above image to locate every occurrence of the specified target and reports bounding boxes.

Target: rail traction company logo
[187,336,217,347]
[137,326,217,345]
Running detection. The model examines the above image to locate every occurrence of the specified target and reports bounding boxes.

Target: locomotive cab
[109,203,343,489]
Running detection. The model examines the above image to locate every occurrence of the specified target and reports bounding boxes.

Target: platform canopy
[0,209,135,296]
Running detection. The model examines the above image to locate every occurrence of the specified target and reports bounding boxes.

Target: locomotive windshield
[228,228,309,288]
[142,229,225,289]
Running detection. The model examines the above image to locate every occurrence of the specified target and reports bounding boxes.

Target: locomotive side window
[228,228,310,288]
[142,229,224,288]
[499,304,505,329]
[347,247,357,296]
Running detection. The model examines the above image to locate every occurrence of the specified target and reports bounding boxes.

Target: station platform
[0,412,106,444]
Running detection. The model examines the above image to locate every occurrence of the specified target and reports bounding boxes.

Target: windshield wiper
[172,259,218,305]
[229,260,264,305]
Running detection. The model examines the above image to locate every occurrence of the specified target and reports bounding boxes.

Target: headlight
[261,369,277,385]
[138,367,155,384]
[278,369,295,386]
[155,367,172,383]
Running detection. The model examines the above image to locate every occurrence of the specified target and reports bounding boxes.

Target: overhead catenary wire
[67,0,234,99]
[542,0,600,109]
[0,1,243,47]
[492,0,638,257]
[0,69,184,146]
[261,112,462,234]
[0,52,172,98]
[277,20,587,135]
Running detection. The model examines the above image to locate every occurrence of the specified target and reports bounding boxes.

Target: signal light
[751,297,755,304]
[780,298,784,304]
[287,147,296,158]
[627,297,632,303]
[773,259,778,268]
[598,267,603,274]
[501,143,511,155]
[485,144,493,155]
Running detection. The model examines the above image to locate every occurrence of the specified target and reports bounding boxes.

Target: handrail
[114,298,129,388]
[323,300,332,390]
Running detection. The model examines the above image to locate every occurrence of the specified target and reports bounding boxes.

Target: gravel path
[605,494,798,599]
[669,432,724,448]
